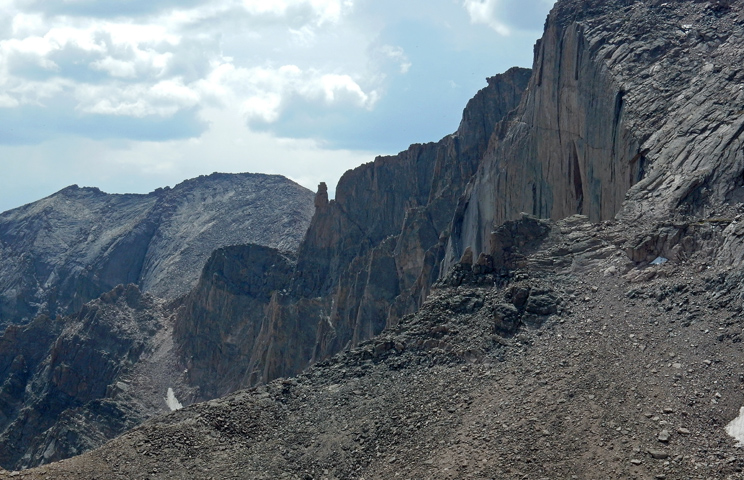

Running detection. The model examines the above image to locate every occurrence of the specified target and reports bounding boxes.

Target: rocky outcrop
[0,172,314,469]
[0,173,314,329]
[20,210,744,480]
[174,245,299,399]
[175,67,532,396]
[5,0,744,471]
[0,284,180,470]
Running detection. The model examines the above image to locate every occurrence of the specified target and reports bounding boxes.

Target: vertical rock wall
[444,9,643,268]
[446,0,744,267]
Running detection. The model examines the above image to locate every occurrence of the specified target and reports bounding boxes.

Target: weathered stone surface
[175,0,744,397]
[21,210,744,480]
[524,291,559,316]
[7,0,744,472]
[174,245,299,399]
[0,173,314,328]
[493,303,520,335]
[0,173,314,469]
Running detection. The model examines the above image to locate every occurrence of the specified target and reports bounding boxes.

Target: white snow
[725,406,744,446]
[165,387,183,411]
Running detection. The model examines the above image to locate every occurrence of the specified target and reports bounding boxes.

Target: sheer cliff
[4,0,744,475]
[0,173,315,329]
[446,0,744,267]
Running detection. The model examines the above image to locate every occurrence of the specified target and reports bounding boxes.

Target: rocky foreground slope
[0,173,315,329]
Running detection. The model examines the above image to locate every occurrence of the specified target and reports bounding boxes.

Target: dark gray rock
[176,68,532,394]
[493,303,520,336]
[525,292,559,316]
[0,285,173,470]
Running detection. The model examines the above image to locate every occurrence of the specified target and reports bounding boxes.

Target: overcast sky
[0,0,555,213]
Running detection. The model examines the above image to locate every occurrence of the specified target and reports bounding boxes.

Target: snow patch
[726,407,744,446]
[165,387,183,411]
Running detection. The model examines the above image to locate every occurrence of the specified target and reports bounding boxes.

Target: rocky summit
[2,0,744,478]
[0,173,315,329]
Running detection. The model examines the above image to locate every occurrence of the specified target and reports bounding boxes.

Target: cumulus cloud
[201,62,377,127]
[0,0,372,145]
[377,45,411,74]
[241,0,353,26]
[463,0,511,35]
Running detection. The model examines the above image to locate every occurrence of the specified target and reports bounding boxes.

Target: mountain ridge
[0,172,315,328]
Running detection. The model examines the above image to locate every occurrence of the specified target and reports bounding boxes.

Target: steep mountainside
[0,173,315,329]
[0,173,315,469]
[175,67,532,398]
[0,285,181,469]
[175,0,744,400]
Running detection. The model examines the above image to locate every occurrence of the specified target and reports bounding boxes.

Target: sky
[0,0,555,213]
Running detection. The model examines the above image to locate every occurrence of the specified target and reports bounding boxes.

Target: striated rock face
[0,284,180,470]
[445,0,744,268]
[22,212,744,480]
[175,67,532,396]
[0,173,314,329]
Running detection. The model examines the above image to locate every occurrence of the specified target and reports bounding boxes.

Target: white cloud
[76,79,200,117]
[319,73,373,106]
[0,0,371,124]
[202,62,377,125]
[463,0,510,35]
[90,56,137,77]
[10,12,46,37]
[289,25,317,46]
[378,45,411,74]
[4,77,71,106]
[0,93,18,107]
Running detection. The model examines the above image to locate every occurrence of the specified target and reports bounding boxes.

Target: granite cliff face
[0,173,315,329]
[446,0,744,268]
[175,67,532,397]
